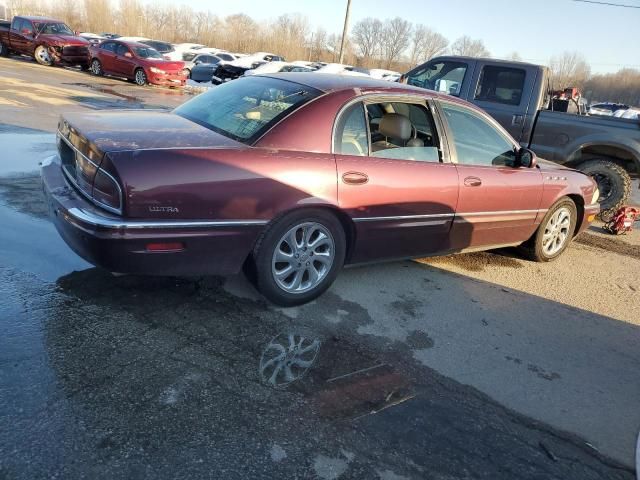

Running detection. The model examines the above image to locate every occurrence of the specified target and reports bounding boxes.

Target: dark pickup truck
[403,56,639,213]
[0,15,89,68]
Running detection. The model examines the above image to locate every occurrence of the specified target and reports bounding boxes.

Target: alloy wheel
[271,222,335,294]
[135,69,146,85]
[542,207,571,256]
[91,59,101,75]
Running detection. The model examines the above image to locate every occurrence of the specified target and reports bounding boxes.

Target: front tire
[251,210,346,306]
[34,45,53,66]
[577,159,631,218]
[90,58,103,76]
[0,41,9,57]
[134,68,147,86]
[519,198,577,262]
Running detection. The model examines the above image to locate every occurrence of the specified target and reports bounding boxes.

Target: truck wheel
[0,41,8,57]
[251,209,346,306]
[519,197,577,262]
[34,45,54,66]
[578,159,631,218]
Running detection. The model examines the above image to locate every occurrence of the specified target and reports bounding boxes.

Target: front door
[438,101,543,250]
[334,98,460,263]
[113,43,136,76]
[9,18,33,54]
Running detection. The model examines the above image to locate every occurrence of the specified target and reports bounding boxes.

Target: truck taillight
[92,168,122,214]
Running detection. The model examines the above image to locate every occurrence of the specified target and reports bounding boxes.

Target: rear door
[437,100,543,250]
[98,41,117,73]
[333,96,460,263]
[467,62,535,142]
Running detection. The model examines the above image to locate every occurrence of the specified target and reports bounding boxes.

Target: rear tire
[90,58,103,76]
[519,197,577,262]
[577,159,631,218]
[251,209,346,306]
[134,68,147,86]
[34,45,53,66]
[0,41,8,57]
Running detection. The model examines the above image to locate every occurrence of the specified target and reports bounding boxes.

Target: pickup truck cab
[403,56,639,214]
[0,15,90,68]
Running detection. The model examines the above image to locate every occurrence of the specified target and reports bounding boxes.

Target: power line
[571,0,640,8]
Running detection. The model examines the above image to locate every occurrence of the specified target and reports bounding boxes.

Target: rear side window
[335,102,368,156]
[174,76,321,144]
[475,66,526,106]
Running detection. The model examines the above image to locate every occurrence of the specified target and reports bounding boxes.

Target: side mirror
[21,28,32,36]
[516,147,537,168]
[124,52,132,58]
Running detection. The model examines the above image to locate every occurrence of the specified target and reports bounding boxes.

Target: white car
[314,63,369,77]
[613,108,640,120]
[244,61,314,76]
[79,32,106,45]
[182,47,237,62]
[367,68,401,81]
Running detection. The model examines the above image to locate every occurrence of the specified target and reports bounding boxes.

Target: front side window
[474,66,526,106]
[175,76,321,143]
[406,61,467,97]
[441,103,516,167]
[115,44,130,56]
[335,102,368,156]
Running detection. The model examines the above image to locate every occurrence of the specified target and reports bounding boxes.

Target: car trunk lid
[60,110,245,153]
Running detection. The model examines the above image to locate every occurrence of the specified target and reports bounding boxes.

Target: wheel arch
[565,193,585,236]
[565,141,640,175]
[245,204,357,267]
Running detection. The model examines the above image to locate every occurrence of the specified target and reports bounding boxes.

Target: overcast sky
[155,0,637,73]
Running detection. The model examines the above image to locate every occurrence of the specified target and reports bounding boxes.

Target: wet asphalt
[0,57,638,479]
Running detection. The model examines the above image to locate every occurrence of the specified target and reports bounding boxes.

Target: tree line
[5,0,639,105]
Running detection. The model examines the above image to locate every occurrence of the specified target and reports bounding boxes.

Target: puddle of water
[0,205,90,281]
[0,132,56,175]
[62,82,141,102]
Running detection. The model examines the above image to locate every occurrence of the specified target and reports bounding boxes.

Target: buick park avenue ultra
[41,74,600,305]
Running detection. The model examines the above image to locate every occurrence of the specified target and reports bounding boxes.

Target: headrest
[379,113,411,140]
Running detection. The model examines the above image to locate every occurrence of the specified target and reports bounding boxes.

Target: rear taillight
[92,168,122,214]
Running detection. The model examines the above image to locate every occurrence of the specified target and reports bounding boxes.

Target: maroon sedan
[88,40,186,87]
[41,74,599,305]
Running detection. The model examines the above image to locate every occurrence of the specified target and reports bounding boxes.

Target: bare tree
[380,17,411,69]
[584,68,640,105]
[409,24,448,66]
[506,51,522,61]
[549,51,591,89]
[450,36,490,57]
[352,17,382,63]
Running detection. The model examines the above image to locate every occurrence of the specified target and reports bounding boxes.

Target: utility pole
[338,0,352,64]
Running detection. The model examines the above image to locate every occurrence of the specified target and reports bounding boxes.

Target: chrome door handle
[342,171,369,185]
[464,176,482,187]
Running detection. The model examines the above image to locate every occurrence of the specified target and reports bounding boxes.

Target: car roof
[109,39,154,49]
[261,72,476,107]
[427,55,542,69]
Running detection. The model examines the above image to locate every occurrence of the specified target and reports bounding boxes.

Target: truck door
[9,18,33,54]
[467,62,536,143]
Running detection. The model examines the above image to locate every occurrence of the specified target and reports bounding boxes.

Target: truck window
[406,61,467,97]
[474,66,525,106]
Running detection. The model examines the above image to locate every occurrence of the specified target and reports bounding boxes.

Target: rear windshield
[174,77,321,144]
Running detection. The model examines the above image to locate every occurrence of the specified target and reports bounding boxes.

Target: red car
[41,74,600,305]
[88,39,186,87]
